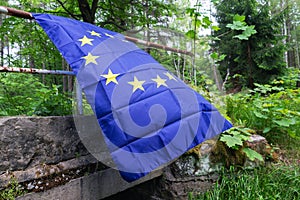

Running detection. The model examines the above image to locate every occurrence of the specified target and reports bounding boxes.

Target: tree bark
[247,41,254,88]
[77,0,99,24]
[0,14,3,66]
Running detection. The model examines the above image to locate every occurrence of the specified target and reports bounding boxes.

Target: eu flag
[32,13,233,182]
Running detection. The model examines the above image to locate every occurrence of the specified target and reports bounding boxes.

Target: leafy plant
[0,178,26,200]
[32,84,72,116]
[220,127,263,162]
[226,80,300,142]
[226,14,257,40]
[0,73,72,116]
[185,5,214,40]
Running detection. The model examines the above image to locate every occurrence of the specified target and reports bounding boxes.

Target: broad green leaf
[274,119,294,127]
[192,19,202,28]
[243,26,257,37]
[185,30,196,39]
[226,21,247,30]
[233,14,246,22]
[235,133,250,141]
[220,135,243,148]
[186,8,196,16]
[210,52,219,60]
[242,148,264,161]
[227,130,240,136]
[253,111,268,119]
[263,127,271,133]
[202,16,212,27]
[212,26,220,31]
[219,54,227,61]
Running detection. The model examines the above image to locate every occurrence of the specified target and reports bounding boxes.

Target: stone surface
[0,116,89,172]
[101,166,218,200]
[0,154,100,189]
[17,168,163,200]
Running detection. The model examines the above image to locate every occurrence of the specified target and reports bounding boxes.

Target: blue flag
[32,13,233,182]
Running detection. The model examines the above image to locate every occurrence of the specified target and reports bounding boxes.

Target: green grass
[190,165,300,200]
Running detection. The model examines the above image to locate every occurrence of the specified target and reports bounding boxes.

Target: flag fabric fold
[32,13,233,182]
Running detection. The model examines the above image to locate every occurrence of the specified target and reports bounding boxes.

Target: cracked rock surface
[0,116,89,173]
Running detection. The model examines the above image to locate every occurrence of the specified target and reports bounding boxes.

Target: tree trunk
[286,13,295,67]
[212,63,222,91]
[0,15,3,66]
[286,1,296,68]
[77,0,99,24]
[247,41,254,88]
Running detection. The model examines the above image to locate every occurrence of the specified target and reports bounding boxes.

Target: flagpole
[0,6,193,56]
[0,66,75,76]
[0,6,33,19]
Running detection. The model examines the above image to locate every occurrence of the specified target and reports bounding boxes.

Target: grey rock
[0,116,89,172]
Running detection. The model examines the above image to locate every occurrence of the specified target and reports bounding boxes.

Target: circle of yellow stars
[79,30,178,93]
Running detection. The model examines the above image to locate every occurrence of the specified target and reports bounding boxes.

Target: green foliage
[225,14,257,40]
[0,73,72,116]
[0,15,62,69]
[191,165,300,200]
[220,127,251,149]
[213,0,286,89]
[220,127,263,162]
[233,26,256,40]
[32,84,72,116]
[242,148,263,162]
[210,52,226,62]
[226,68,300,141]
[184,3,215,39]
[0,178,26,200]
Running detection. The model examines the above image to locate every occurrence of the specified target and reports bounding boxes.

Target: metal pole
[0,6,7,14]
[0,66,75,76]
[76,80,83,115]
[0,6,33,19]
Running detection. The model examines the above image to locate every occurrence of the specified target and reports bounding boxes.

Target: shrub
[0,73,72,116]
[226,68,300,142]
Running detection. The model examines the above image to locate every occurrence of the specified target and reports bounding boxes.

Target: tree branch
[55,0,80,20]
[91,0,99,18]
[100,20,127,31]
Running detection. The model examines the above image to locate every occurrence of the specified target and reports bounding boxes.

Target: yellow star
[164,72,177,81]
[101,69,120,85]
[128,76,145,92]
[78,35,94,46]
[152,75,167,88]
[82,53,99,65]
[88,30,101,37]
